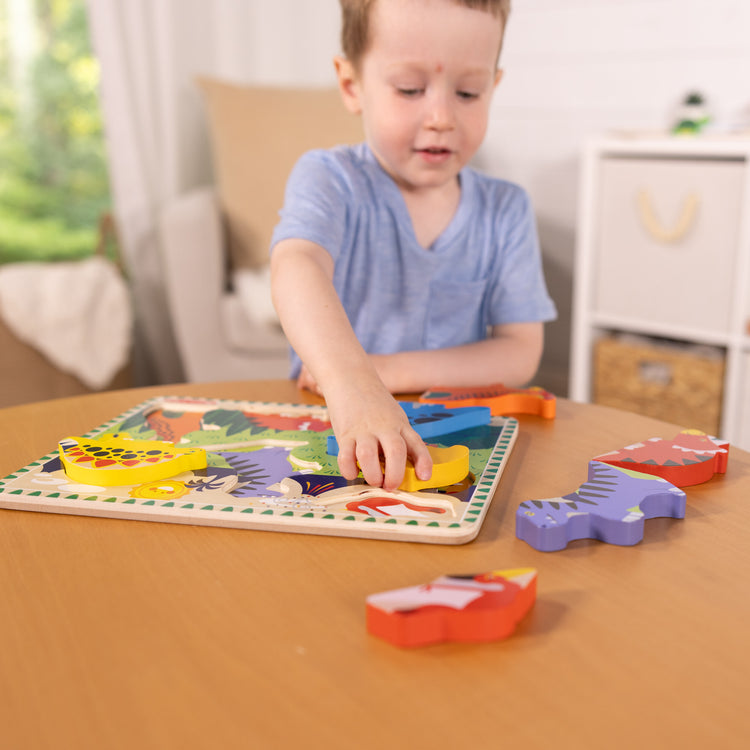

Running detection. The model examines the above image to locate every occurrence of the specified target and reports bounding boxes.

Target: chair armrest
[159,187,289,382]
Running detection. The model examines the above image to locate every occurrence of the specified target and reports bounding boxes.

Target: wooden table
[1,380,748,750]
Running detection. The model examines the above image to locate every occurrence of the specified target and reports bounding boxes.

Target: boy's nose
[425,91,455,131]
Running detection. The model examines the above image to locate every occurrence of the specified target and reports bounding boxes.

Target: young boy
[270,0,556,491]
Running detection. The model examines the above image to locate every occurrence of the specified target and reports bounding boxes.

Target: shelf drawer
[593,157,745,333]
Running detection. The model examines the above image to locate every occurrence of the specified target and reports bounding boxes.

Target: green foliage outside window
[0,0,111,264]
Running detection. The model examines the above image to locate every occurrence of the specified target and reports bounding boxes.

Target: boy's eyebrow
[384,62,494,78]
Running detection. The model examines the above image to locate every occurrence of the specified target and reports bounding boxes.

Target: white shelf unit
[570,134,750,449]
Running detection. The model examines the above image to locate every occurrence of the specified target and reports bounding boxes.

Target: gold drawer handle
[637,189,700,243]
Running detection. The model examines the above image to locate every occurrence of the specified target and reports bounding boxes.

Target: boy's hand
[297,365,323,396]
[325,384,432,491]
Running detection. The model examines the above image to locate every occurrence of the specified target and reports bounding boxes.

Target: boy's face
[336,0,504,196]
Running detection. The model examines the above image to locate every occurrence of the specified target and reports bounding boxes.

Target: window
[0,0,112,265]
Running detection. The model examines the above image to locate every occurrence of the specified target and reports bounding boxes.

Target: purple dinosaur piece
[516,461,687,552]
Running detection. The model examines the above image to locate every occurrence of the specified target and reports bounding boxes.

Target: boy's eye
[457,91,480,101]
[397,87,424,97]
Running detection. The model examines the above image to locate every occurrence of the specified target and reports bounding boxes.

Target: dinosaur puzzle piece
[419,384,556,418]
[398,401,491,437]
[595,430,729,487]
[326,401,490,455]
[516,461,687,552]
[58,434,207,487]
[324,437,471,492]
[398,444,470,492]
[366,568,537,647]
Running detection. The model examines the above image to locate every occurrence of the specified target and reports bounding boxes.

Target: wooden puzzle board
[0,397,518,544]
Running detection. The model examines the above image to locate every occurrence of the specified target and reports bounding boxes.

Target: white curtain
[85,0,341,385]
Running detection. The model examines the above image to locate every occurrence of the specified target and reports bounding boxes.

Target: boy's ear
[494,68,504,89]
[334,56,363,115]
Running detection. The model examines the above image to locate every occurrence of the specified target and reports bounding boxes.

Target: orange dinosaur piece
[420,384,556,418]
[367,568,537,647]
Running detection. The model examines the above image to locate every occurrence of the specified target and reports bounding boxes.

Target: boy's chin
[400,165,463,191]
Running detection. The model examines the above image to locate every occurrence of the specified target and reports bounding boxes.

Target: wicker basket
[593,334,725,435]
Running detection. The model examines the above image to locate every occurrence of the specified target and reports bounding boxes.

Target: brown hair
[339,0,511,71]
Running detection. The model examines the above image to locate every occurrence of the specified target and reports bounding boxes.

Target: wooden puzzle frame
[0,396,518,544]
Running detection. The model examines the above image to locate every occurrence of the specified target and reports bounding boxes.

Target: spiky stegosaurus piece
[516,461,686,551]
[595,430,729,487]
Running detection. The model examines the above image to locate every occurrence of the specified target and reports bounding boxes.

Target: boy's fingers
[297,366,323,395]
[381,438,407,491]
[356,436,384,488]
[336,438,360,481]
[406,429,433,481]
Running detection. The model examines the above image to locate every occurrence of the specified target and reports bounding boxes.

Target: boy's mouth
[415,146,453,162]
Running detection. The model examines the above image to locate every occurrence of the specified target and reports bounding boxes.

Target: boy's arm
[369,322,544,394]
[270,238,432,490]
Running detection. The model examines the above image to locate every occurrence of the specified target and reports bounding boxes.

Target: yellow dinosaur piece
[58,434,207,487]
[397,444,470,492]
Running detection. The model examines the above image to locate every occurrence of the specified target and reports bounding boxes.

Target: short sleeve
[486,187,557,325]
[270,149,351,261]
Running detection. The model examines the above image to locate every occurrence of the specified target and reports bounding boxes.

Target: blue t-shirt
[271,143,556,377]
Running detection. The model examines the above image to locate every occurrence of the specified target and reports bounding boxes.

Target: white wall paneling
[479,0,750,395]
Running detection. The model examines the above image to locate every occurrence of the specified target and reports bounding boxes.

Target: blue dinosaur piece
[516,461,687,552]
[326,401,491,456]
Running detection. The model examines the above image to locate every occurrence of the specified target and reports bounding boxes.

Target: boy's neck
[399,176,462,249]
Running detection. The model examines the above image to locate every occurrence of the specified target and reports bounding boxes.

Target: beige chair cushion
[198,77,363,270]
